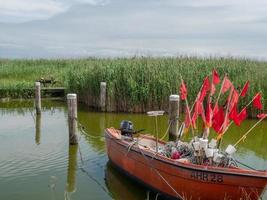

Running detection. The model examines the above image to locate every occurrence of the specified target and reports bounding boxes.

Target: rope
[235,160,258,171]
[137,145,183,200]
[77,137,112,198]
[160,120,172,140]
[75,119,105,139]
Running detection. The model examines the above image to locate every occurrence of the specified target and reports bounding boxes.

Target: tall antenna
[147,111,164,153]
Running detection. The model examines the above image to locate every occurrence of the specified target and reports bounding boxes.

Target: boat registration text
[190,171,224,183]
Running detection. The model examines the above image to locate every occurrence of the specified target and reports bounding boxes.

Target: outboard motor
[120,120,134,137]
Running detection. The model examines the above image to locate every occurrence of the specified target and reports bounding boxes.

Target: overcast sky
[0,0,267,59]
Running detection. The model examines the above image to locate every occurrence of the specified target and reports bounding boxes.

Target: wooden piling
[100,82,106,112]
[35,114,41,145]
[67,145,78,193]
[35,82,41,115]
[168,94,180,140]
[67,94,78,145]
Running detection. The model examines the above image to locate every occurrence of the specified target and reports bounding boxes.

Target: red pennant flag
[179,80,187,100]
[213,102,219,115]
[229,104,238,120]
[199,76,210,102]
[229,104,240,125]
[222,77,232,94]
[212,70,220,85]
[194,100,203,115]
[240,81,249,97]
[257,113,267,119]
[205,100,213,127]
[212,107,224,133]
[229,89,239,111]
[253,93,263,110]
[211,70,220,95]
[237,108,247,126]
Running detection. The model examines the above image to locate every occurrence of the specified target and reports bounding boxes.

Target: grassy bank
[1,57,267,114]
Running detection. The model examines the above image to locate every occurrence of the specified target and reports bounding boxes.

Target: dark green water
[0,99,266,200]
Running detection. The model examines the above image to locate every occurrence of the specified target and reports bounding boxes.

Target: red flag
[213,102,219,115]
[194,100,203,115]
[212,70,220,84]
[179,80,187,100]
[253,93,263,110]
[212,107,224,133]
[240,81,249,97]
[257,113,267,119]
[222,77,232,94]
[211,70,220,95]
[237,108,247,126]
[229,89,239,111]
[205,101,213,127]
[229,104,239,125]
[229,104,238,120]
[199,76,210,102]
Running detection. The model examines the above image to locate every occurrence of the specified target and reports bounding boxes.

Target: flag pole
[214,75,226,108]
[216,87,234,148]
[180,75,195,137]
[218,93,259,137]
[233,115,267,147]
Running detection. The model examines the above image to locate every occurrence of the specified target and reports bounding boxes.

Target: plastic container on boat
[193,142,200,151]
[199,138,208,149]
[194,136,200,142]
[205,148,214,158]
[213,152,224,163]
[209,139,217,148]
[225,144,236,155]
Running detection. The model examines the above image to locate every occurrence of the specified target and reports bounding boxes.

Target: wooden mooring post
[100,82,106,112]
[67,94,78,145]
[35,82,41,115]
[168,94,180,140]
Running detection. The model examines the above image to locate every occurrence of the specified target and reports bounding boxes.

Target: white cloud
[0,0,109,23]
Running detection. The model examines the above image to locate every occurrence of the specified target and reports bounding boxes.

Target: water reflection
[0,100,266,200]
[35,114,41,145]
[105,161,146,200]
[105,161,168,200]
[65,145,78,199]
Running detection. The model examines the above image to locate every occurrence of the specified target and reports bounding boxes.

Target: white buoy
[199,138,208,149]
[193,142,200,151]
[205,148,214,158]
[225,144,236,155]
[209,139,217,149]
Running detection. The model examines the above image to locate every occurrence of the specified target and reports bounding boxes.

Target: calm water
[0,99,266,200]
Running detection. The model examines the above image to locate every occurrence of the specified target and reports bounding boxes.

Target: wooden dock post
[100,82,106,112]
[66,145,78,193]
[67,94,78,145]
[168,94,180,140]
[35,114,41,145]
[35,82,41,115]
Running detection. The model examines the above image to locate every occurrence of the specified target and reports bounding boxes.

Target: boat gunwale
[105,128,267,179]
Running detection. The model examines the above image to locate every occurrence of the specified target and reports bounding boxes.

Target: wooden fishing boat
[105,127,267,200]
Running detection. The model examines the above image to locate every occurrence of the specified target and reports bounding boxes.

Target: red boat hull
[105,128,267,200]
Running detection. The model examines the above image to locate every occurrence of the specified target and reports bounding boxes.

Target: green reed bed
[65,57,267,114]
[0,59,70,98]
[1,57,267,114]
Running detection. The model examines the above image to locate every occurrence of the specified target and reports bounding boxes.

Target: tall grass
[1,57,267,114]
[65,57,267,114]
[0,59,70,98]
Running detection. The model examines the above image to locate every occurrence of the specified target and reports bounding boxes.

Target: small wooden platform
[41,87,65,97]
